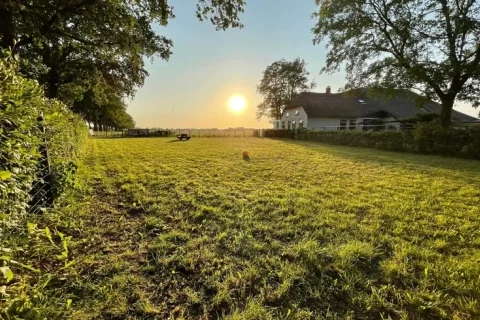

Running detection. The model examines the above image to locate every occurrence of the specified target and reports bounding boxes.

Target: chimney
[326,86,331,94]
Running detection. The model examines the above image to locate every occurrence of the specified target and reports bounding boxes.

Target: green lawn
[69,137,480,319]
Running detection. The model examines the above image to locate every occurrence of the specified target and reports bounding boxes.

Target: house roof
[284,90,479,122]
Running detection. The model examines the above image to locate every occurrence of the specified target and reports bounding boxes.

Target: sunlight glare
[228,95,246,113]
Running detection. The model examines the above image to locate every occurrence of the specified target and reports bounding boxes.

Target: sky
[127,0,478,129]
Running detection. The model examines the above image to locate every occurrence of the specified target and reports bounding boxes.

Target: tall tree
[256,58,316,121]
[1,0,245,102]
[312,0,480,127]
[72,87,135,131]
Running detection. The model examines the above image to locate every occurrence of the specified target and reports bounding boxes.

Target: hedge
[0,54,88,225]
[262,126,480,159]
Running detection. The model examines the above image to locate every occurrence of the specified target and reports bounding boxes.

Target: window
[295,110,299,116]
[387,125,397,131]
[299,119,304,129]
[340,119,347,130]
[286,112,290,117]
[288,121,291,129]
[349,119,356,130]
[362,118,385,131]
[292,121,296,130]
[282,121,286,129]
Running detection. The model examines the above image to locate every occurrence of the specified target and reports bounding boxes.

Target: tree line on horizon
[0,0,245,130]
[1,0,479,128]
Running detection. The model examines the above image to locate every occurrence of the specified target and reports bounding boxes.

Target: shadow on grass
[273,138,480,181]
[167,139,193,143]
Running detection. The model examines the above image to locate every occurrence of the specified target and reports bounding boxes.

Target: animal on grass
[242,150,250,161]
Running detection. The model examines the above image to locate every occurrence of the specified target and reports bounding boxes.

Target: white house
[273,87,479,131]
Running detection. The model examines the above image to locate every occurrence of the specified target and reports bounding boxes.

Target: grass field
[62,137,480,319]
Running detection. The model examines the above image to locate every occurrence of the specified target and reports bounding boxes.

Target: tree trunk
[46,67,60,98]
[0,7,15,50]
[440,96,455,127]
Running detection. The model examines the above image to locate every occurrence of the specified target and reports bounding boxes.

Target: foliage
[1,199,85,319]
[21,137,478,319]
[1,0,246,105]
[1,53,87,318]
[72,89,135,131]
[0,54,87,224]
[256,58,316,120]
[0,55,42,223]
[263,129,295,139]
[263,126,480,158]
[398,113,441,124]
[412,122,474,155]
[312,0,480,126]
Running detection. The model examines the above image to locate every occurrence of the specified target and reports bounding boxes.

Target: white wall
[280,107,308,129]
[308,118,352,130]
[275,113,402,131]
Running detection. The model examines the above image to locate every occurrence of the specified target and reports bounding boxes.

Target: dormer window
[286,112,290,117]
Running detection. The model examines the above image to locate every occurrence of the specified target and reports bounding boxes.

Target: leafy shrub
[1,56,43,222]
[1,52,87,319]
[413,122,472,155]
[0,54,88,223]
[463,127,480,157]
[262,129,295,139]
[264,125,480,159]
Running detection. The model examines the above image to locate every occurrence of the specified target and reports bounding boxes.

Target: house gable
[280,106,308,129]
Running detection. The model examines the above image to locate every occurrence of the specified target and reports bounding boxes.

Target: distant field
[72,137,480,319]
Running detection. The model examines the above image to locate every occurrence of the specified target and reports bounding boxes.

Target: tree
[72,87,135,131]
[312,0,480,127]
[256,58,316,121]
[1,0,245,102]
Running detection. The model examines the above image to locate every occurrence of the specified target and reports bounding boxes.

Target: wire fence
[28,114,55,214]
[90,128,263,138]
[29,173,54,214]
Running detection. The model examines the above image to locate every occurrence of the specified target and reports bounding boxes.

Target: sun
[228,95,246,113]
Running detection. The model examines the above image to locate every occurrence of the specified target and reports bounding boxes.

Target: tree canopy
[313,0,480,126]
[256,58,316,121]
[72,87,135,131]
[0,0,246,126]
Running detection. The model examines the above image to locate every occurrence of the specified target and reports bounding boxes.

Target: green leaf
[45,227,54,244]
[9,260,40,273]
[0,171,12,181]
[66,298,72,309]
[0,285,7,297]
[0,266,14,284]
[27,222,37,233]
[61,259,76,270]
[0,214,9,220]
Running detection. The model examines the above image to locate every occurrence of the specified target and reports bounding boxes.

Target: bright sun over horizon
[228,95,247,114]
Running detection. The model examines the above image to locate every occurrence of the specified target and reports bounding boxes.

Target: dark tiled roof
[285,90,479,122]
